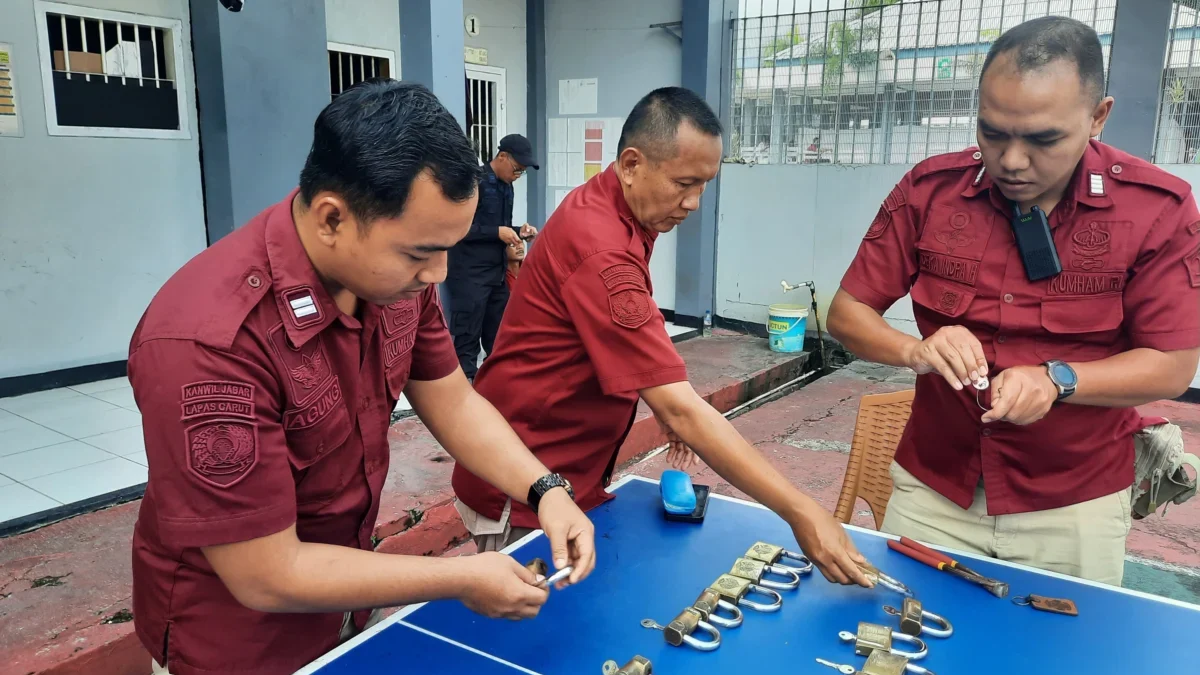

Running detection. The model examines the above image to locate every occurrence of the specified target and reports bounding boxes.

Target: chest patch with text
[1046,272,1126,296]
[919,251,979,286]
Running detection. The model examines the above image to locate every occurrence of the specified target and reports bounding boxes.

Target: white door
[465,64,506,164]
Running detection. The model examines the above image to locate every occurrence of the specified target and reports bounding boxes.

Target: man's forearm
[643,384,818,522]
[1069,348,1198,407]
[407,375,549,503]
[828,289,919,368]
[270,543,471,613]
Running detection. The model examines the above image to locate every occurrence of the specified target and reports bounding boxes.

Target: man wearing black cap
[446,133,539,379]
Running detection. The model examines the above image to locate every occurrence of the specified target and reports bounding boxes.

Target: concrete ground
[3,334,1199,675]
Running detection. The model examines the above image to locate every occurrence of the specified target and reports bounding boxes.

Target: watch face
[1050,361,1077,387]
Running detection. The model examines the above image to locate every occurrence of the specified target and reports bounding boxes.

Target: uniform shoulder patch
[181,380,256,421]
[1109,161,1191,202]
[910,148,982,182]
[609,289,653,329]
[864,206,892,240]
[186,420,258,488]
[1186,246,1200,288]
[600,263,646,291]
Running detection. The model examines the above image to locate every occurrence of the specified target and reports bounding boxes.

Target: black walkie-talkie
[1010,204,1062,282]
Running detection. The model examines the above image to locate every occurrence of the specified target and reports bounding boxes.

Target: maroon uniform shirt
[842,141,1200,515]
[128,191,459,675]
[452,166,687,528]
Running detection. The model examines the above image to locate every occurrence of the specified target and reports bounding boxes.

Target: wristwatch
[528,473,575,514]
[1044,360,1078,401]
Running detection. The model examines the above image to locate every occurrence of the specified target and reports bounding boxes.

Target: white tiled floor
[2,322,699,527]
[0,377,146,526]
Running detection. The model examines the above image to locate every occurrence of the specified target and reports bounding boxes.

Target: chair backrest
[834,389,915,529]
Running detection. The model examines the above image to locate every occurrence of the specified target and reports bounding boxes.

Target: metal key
[641,610,721,651]
[816,658,857,675]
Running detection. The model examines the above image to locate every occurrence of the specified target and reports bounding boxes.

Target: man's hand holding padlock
[980,365,1057,426]
[902,325,988,390]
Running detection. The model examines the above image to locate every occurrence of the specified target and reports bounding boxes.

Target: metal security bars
[1153,3,1200,163]
[328,46,393,100]
[730,0,1116,165]
[465,66,507,165]
[37,2,185,134]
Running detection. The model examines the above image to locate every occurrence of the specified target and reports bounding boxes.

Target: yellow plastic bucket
[768,304,809,353]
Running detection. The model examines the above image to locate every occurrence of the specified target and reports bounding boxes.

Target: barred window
[327,43,394,100]
[730,0,1115,165]
[1153,3,1200,164]
[33,1,189,138]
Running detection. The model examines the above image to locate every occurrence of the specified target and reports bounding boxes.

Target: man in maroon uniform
[829,17,1200,584]
[129,81,595,675]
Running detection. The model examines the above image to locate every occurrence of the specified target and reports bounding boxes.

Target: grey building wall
[191,0,330,242]
[544,0,683,309]
[325,0,403,71]
[715,163,918,336]
[0,0,206,378]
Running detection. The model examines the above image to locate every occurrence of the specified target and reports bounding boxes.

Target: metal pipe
[780,279,829,370]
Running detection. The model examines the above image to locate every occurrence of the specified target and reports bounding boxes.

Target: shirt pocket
[1034,293,1125,361]
[284,378,354,470]
[910,274,977,320]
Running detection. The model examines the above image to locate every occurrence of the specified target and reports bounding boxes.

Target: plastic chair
[833,389,915,529]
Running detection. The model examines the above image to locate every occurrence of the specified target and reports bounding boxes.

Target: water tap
[781,280,814,294]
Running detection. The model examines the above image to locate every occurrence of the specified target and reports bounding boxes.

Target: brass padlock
[524,558,548,578]
[708,574,783,612]
[744,541,814,574]
[641,608,721,651]
[611,656,652,675]
[730,556,801,590]
[692,588,743,628]
[883,598,953,638]
[838,622,927,659]
[860,651,910,675]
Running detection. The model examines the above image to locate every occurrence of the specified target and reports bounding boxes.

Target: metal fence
[730,0,1116,165]
[1154,3,1200,163]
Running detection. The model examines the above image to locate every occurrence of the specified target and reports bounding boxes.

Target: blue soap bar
[660,470,697,514]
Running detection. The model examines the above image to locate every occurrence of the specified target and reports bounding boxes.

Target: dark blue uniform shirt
[448,163,514,286]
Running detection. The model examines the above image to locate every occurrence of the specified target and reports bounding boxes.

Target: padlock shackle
[759,563,802,590]
[707,600,744,628]
[739,583,783,612]
[681,619,721,651]
[780,548,815,575]
[919,609,952,639]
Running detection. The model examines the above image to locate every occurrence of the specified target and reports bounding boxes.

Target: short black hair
[980,16,1106,104]
[617,86,723,161]
[299,80,481,225]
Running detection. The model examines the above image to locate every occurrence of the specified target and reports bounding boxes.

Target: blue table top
[300,476,1200,675]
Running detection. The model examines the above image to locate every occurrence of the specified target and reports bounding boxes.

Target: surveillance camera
[219,0,244,11]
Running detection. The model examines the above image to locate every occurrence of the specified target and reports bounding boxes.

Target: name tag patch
[919,251,979,286]
[1046,272,1125,296]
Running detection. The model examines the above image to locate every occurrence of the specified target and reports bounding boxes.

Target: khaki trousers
[454,497,536,553]
[151,609,384,674]
[880,462,1132,586]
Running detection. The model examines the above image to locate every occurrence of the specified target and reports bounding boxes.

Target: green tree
[761,28,804,68]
